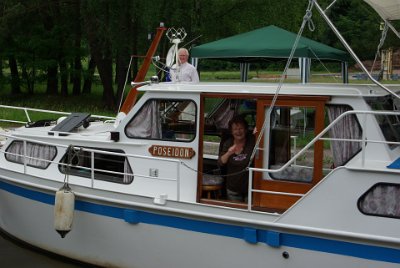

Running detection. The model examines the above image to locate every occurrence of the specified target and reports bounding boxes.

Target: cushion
[202,174,224,186]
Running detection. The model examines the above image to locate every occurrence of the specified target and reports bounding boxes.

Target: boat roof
[141,82,400,98]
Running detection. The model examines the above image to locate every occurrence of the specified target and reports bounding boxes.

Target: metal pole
[386,20,400,40]
[324,0,338,12]
[91,151,95,188]
[341,61,349,84]
[313,0,400,100]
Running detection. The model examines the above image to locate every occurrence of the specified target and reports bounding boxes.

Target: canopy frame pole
[386,20,400,40]
[300,57,311,84]
[324,0,338,12]
[240,63,250,82]
[341,61,349,84]
[313,0,400,100]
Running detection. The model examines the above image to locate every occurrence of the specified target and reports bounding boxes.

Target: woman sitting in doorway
[218,115,256,202]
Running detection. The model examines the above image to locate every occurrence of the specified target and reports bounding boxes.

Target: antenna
[166,28,187,69]
[151,27,188,81]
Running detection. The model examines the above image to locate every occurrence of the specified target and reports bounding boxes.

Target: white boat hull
[1,177,399,268]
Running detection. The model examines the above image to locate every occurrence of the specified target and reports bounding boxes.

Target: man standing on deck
[170,48,199,83]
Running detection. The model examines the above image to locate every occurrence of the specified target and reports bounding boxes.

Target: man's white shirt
[170,62,199,83]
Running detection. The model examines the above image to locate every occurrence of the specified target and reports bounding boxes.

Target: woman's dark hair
[228,115,248,131]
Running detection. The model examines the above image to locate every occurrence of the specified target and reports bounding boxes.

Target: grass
[199,69,400,84]
[0,69,398,127]
[0,82,117,127]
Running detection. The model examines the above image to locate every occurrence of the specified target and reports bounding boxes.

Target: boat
[0,1,400,267]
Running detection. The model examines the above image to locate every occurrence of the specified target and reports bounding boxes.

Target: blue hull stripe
[1,180,399,264]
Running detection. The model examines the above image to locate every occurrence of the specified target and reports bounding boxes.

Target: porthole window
[5,140,57,169]
[358,183,400,219]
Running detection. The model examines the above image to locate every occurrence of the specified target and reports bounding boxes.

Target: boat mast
[120,24,167,114]
[313,0,400,100]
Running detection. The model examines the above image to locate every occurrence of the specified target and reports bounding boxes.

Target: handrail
[246,109,400,212]
[258,110,400,176]
[0,104,115,124]
[313,0,400,100]
[1,109,400,210]
[0,134,183,201]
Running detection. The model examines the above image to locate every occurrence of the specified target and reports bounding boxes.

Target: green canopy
[191,25,349,62]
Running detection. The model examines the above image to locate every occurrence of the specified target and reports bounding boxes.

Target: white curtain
[6,141,56,168]
[123,158,134,183]
[126,100,162,139]
[327,105,362,167]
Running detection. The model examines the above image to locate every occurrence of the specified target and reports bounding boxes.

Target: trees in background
[0,0,395,108]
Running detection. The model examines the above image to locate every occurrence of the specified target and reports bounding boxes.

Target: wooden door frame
[253,96,329,211]
[196,93,330,211]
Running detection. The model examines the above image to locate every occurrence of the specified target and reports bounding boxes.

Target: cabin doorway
[198,93,329,212]
[198,94,256,207]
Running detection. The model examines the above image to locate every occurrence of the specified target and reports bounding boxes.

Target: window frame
[58,147,134,184]
[358,182,400,219]
[5,140,57,169]
[125,98,197,142]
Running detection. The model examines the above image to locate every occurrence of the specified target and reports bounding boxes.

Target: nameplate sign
[149,145,195,159]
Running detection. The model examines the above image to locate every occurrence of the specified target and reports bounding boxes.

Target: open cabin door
[253,96,329,213]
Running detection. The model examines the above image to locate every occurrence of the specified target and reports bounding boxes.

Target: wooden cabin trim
[197,95,206,202]
[253,96,329,211]
[197,92,331,212]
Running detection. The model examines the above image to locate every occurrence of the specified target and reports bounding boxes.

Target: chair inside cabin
[201,129,231,199]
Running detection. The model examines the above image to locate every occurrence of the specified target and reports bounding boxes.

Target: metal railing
[0,133,182,201]
[0,104,115,125]
[1,109,400,211]
[246,109,400,212]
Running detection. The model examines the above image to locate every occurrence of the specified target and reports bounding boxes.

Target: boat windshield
[365,94,400,149]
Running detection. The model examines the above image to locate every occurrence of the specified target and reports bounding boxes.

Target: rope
[308,47,340,83]
[63,145,80,189]
[181,1,317,178]
[117,56,134,114]
[370,21,388,74]
[180,160,249,178]
[248,0,315,166]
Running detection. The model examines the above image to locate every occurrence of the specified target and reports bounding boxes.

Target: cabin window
[59,147,133,184]
[5,140,57,169]
[365,95,400,149]
[358,183,400,219]
[260,106,315,182]
[125,99,196,142]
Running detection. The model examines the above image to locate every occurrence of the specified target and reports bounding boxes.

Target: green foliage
[0,0,398,104]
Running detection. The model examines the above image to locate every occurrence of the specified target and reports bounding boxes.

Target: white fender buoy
[54,184,75,238]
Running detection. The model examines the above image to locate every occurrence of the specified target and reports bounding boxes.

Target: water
[0,231,93,267]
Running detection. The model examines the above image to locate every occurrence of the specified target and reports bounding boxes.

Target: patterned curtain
[359,184,400,218]
[327,105,362,167]
[126,100,162,139]
[209,99,239,130]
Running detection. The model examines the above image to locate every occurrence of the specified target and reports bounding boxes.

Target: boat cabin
[2,82,400,214]
[113,82,400,212]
